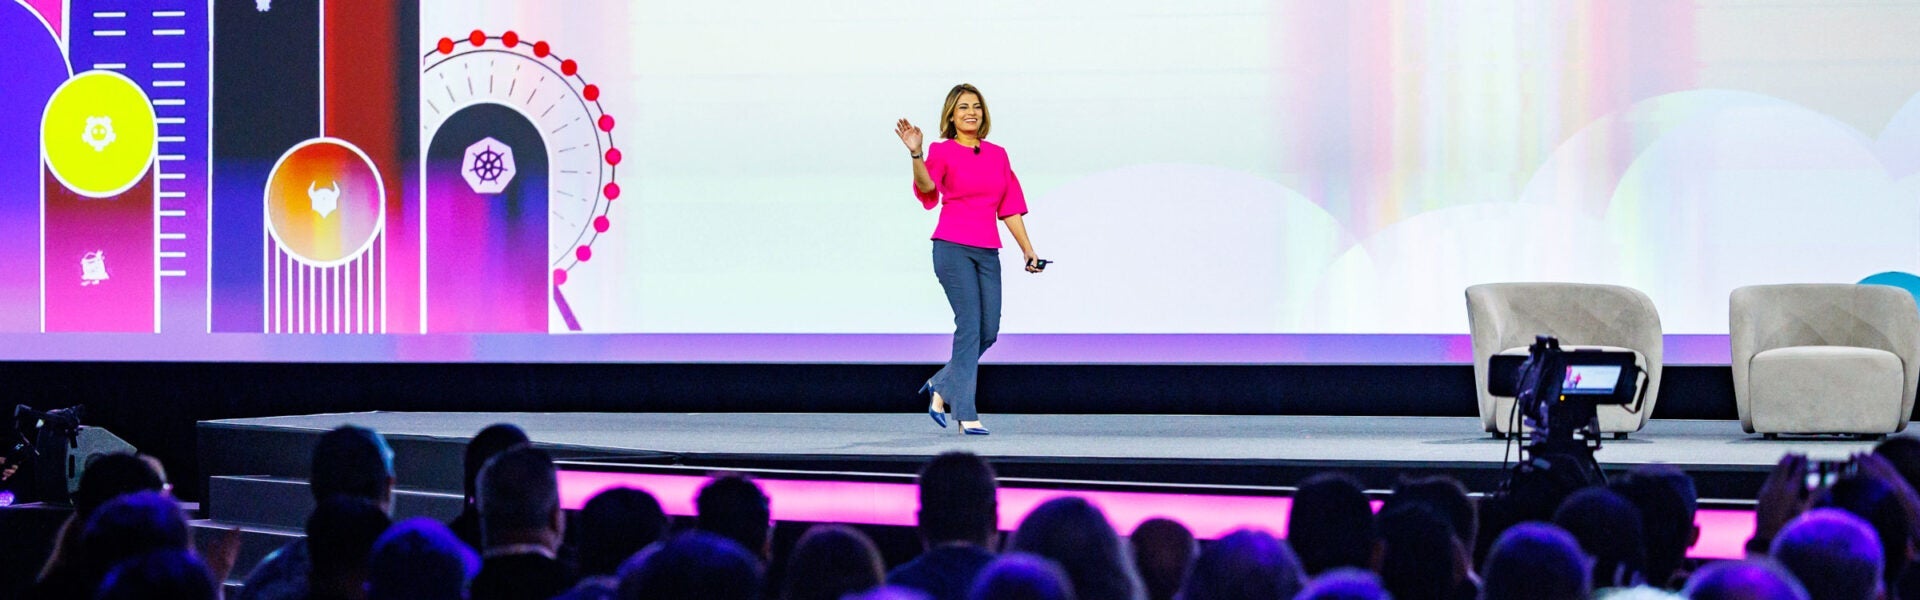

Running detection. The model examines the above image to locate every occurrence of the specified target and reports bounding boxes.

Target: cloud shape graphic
[1307,90,1920,334]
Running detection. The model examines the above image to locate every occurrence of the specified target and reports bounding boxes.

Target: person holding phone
[895,83,1042,436]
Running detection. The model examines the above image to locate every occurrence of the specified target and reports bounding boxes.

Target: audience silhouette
[39,421,1920,600]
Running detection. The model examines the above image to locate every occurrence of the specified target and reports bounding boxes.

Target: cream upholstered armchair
[1466,283,1663,437]
[1730,284,1920,437]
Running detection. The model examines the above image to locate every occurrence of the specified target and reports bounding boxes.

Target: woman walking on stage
[894,83,1043,436]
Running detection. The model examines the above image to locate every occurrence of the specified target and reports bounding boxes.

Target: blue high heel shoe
[920,381,948,428]
[961,422,991,436]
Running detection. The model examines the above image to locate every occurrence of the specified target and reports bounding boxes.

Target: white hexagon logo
[461,137,515,194]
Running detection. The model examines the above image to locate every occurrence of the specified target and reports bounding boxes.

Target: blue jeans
[930,240,1000,421]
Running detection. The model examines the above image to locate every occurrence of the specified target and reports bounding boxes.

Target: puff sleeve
[914,145,944,210]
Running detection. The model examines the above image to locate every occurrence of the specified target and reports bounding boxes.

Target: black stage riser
[6,361,1752,502]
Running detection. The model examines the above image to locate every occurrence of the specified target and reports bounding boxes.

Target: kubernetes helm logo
[462,137,515,194]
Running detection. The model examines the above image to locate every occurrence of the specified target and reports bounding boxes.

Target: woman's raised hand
[896,118,924,155]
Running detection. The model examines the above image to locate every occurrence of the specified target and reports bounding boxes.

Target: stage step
[189,520,299,589]
[208,475,465,530]
[198,476,466,594]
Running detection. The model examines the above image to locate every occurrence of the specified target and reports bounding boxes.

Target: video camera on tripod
[1488,335,1647,489]
[2,404,135,505]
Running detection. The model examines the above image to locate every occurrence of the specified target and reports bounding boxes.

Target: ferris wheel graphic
[419,30,621,332]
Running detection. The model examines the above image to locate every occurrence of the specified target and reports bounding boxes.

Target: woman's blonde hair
[938,83,990,140]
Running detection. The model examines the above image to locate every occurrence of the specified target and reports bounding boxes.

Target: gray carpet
[204,413,1883,469]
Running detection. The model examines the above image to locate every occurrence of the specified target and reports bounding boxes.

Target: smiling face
[939,84,991,140]
[950,93,983,137]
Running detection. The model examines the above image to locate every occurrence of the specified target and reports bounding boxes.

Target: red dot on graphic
[501,31,520,47]
[533,41,550,57]
[552,269,568,286]
[583,85,600,101]
[560,59,578,76]
[437,38,454,54]
[468,30,486,46]
[594,216,610,233]
[597,115,615,132]
[605,148,622,165]
[576,246,593,262]
[603,183,621,200]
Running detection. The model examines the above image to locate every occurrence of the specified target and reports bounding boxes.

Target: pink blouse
[914,139,1028,249]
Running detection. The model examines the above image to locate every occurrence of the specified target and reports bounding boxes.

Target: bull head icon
[307,180,341,218]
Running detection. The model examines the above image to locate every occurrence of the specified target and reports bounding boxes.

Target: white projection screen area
[444,0,1920,336]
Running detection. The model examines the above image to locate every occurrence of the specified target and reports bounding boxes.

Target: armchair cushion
[1748,346,1905,434]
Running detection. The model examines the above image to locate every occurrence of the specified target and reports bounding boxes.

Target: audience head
[1481,522,1590,600]
[1626,464,1699,518]
[1553,486,1648,588]
[1814,473,1911,595]
[368,518,479,600]
[1376,502,1466,600]
[71,453,164,516]
[476,446,562,550]
[781,524,886,600]
[81,491,191,578]
[94,549,217,600]
[1611,465,1700,588]
[1769,508,1883,600]
[1287,472,1376,575]
[576,487,669,576]
[307,495,394,598]
[618,530,763,600]
[462,423,529,505]
[969,553,1077,600]
[1597,588,1687,599]
[310,425,396,511]
[1176,528,1303,600]
[1009,496,1145,600]
[918,451,999,546]
[1295,568,1389,600]
[848,587,941,600]
[1683,559,1811,600]
[696,473,773,560]
[1384,475,1476,551]
[1132,518,1197,600]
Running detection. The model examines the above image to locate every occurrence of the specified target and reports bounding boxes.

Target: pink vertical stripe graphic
[269,238,382,333]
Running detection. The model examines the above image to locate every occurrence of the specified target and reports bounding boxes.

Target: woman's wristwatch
[911,151,924,160]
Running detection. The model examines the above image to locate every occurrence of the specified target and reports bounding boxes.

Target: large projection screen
[2,0,1917,364]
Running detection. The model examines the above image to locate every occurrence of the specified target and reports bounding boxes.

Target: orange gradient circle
[265,138,385,265]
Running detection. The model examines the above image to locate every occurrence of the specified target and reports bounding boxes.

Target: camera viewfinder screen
[1562,365,1622,395]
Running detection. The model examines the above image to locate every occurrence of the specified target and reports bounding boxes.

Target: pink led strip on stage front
[557,470,1757,560]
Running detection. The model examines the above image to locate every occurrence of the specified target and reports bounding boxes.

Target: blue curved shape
[1860,272,1920,314]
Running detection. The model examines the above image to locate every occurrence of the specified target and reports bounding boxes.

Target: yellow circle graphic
[41,70,157,198]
